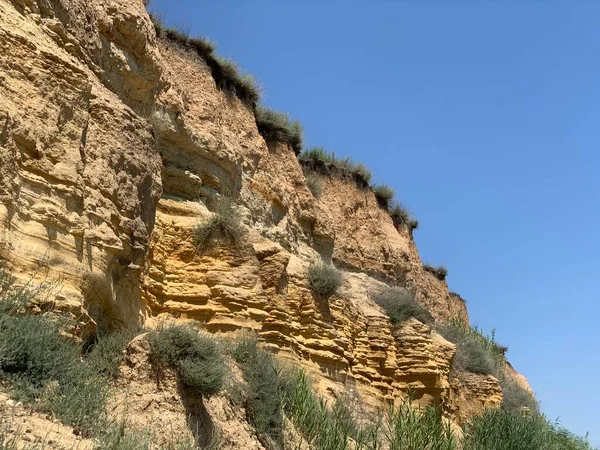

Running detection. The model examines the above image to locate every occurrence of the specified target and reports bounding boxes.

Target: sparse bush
[212,57,261,106]
[255,106,303,154]
[373,184,395,209]
[305,172,324,199]
[299,148,372,188]
[436,319,503,375]
[389,202,418,231]
[300,146,336,164]
[351,162,372,185]
[194,201,245,253]
[227,331,591,450]
[148,324,225,397]
[231,336,285,448]
[307,261,342,298]
[0,274,108,433]
[86,329,138,379]
[372,286,433,325]
[501,375,539,414]
[423,264,448,281]
[408,218,419,230]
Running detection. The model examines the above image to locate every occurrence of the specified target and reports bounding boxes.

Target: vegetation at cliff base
[462,408,596,450]
[0,265,595,450]
[148,323,225,397]
[231,336,286,448]
[86,329,137,380]
[305,172,324,198]
[436,319,503,376]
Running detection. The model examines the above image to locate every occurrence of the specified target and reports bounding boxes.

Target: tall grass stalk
[384,402,456,450]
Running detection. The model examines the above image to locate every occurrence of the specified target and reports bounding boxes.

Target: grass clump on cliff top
[373,184,395,209]
[150,16,260,107]
[307,261,343,298]
[148,323,225,397]
[501,375,539,414]
[423,263,448,281]
[298,147,419,232]
[299,147,373,187]
[389,202,419,232]
[372,285,433,325]
[255,106,303,154]
[194,201,246,253]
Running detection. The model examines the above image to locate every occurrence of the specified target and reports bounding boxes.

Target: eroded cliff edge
[0,0,525,428]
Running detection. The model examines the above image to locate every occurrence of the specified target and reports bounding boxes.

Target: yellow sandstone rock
[0,0,527,432]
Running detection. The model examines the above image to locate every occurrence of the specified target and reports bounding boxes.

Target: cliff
[0,0,531,444]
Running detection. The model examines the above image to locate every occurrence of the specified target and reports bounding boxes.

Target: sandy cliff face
[0,0,524,431]
[0,0,163,333]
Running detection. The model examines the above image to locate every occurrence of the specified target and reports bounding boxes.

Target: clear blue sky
[149,1,600,443]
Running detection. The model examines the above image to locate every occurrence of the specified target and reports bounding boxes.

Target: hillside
[0,0,594,449]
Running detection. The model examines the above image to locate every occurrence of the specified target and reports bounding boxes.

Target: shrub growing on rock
[148,323,225,397]
[372,286,433,325]
[194,201,245,253]
[307,261,342,298]
[86,329,138,379]
[501,375,539,414]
